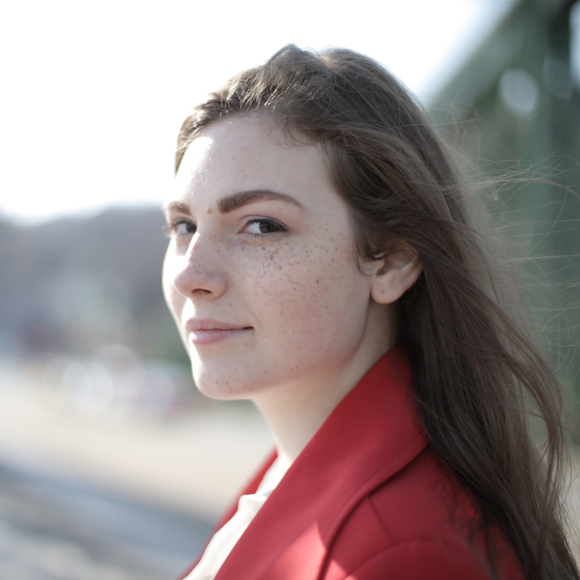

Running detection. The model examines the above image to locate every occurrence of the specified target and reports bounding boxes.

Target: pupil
[259,221,275,233]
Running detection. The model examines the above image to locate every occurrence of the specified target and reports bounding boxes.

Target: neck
[252,335,395,468]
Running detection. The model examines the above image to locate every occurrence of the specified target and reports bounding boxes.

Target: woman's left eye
[243,219,288,236]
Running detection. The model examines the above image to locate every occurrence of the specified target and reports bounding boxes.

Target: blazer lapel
[216,348,427,580]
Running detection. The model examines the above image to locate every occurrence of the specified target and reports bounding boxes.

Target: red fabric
[179,348,523,580]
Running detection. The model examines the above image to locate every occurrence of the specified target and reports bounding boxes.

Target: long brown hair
[174,45,579,580]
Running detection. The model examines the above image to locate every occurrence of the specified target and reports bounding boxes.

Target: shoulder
[321,448,521,580]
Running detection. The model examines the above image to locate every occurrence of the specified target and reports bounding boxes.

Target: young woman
[162,45,579,580]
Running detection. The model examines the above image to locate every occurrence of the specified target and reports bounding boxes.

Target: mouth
[186,319,253,346]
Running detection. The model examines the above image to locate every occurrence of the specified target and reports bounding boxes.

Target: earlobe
[370,246,422,305]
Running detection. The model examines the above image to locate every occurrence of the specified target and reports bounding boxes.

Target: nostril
[191,288,213,295]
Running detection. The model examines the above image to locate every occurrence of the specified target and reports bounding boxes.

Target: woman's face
[162,115,391,400]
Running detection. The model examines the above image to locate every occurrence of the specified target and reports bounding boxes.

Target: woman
[162,46,578,580]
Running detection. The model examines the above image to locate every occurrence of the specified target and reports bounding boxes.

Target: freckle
[316,279,320,283]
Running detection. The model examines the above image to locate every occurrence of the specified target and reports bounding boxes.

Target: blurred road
[0,362,273,520]
[0,362,273,579]
[0,453,213,580]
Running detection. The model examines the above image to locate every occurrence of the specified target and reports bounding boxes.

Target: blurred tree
[435,0,580,400]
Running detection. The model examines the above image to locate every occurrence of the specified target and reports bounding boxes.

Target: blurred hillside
[0,207,185,367]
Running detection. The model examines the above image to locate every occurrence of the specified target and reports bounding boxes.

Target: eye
[243,218,288,236]
[164,219,197,238]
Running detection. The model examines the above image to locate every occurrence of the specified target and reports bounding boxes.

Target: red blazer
[180,348,523,580]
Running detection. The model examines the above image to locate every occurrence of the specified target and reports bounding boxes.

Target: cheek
[248,237,369,347]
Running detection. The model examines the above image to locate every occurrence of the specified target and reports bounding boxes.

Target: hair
[174,45,579,580]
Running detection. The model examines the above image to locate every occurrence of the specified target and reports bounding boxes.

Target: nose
[164,232,228,300]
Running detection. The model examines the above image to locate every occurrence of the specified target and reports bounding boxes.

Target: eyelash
[163,217,288,239]
[163,219,196,238]
[243,218,288,237]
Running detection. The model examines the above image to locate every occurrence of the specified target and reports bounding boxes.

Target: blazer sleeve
[340,540,496,580]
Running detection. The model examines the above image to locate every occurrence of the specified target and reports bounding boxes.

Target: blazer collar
[216,346,428,580]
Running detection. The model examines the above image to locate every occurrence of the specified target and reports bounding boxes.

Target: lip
[185,318,253,345]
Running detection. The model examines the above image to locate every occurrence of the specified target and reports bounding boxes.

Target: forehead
[170,115,333,205]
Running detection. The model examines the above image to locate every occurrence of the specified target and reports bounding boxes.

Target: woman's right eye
[164,220,197,238]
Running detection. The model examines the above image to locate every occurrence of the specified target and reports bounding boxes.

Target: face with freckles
[162,115,392,401]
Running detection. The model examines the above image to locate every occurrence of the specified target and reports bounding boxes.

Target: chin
[191,362,257,401]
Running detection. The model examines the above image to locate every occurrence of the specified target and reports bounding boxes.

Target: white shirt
[184,458,287,580]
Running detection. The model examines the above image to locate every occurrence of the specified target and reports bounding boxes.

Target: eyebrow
[163,190,303,216]
[218,189,303,214]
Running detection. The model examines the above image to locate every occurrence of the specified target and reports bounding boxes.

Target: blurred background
[1,0,579,578]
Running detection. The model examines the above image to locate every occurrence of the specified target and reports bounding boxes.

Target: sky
[0,0,516,224]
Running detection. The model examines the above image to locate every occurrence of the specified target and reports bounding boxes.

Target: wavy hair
[175,45,579,580]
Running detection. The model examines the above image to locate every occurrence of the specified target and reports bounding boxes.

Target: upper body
[163,45,579,580]
[179,349,522,580]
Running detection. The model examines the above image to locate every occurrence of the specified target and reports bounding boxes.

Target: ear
[370,244,422,305]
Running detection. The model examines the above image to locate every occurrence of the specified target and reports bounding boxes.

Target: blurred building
[435,0,580,399]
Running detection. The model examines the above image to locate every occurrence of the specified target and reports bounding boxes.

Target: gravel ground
[0,456,213,580]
